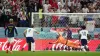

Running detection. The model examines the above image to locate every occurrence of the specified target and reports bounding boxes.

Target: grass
[0,51,100,56]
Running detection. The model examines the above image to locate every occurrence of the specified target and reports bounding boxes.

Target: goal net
[30,13,100,51]
[31,13,100,31]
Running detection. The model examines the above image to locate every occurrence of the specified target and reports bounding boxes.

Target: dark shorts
[81,39,87,46]
[26,37,34,43]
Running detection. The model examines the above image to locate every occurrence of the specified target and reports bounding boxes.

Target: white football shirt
[26,28,37,37]
[79,30,88,39]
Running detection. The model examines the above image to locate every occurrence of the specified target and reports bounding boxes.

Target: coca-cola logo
[0,39,27,51]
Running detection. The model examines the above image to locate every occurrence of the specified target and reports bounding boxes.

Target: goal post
[30,13,100,51]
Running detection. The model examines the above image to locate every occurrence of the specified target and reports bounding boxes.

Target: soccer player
[63,25,72,51]
[49,31,80,51]
[5,19,18,54]
[79,26,90,52]
[23,25,39,52]
[63,25,72,40]
[50,29,66,51]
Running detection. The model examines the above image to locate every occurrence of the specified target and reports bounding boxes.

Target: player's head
[81,26,86,30]
[9,19,13,24]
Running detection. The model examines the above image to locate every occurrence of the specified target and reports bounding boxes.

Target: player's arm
[23,30,27,38]
[5,27,8,37]
[79,34,81,41]
[49,41,58,44]
[14,27,18,36]
[35,31,40,34]
[87,34,91,40]
[34,29,40,34]
[87,31,90,41]
[49,40,59,44]
[79,30,81,41]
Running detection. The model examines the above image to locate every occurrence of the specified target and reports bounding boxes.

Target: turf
[0,51,100,56]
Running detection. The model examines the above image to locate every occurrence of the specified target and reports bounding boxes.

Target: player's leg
[6,38,10,53]
[31,42,35,52]
[52,44,56,51]
[9,37,15,54]
[22,43,27,51]
[85,45,89,51]
[31,37,35,52]
[25,37,31,51]
[66,41,72,51]
[59,44,63,51]
[84,40,89,51]
[81,39,86,52]
[22,37,34,51]
[69,47,72,51]
[66,41,80,51]
[63,45,67,51]
[73,43,81,49]
[81,46,86,52]
[56,43,61,50]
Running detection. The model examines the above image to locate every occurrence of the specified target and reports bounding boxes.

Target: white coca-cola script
[0,39,27,51]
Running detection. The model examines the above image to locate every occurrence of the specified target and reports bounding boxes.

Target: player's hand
[36,32,40,34]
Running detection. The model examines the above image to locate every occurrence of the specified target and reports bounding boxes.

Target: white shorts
[7,37,14,43]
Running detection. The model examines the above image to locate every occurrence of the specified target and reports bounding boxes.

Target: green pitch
[0,51,100,56]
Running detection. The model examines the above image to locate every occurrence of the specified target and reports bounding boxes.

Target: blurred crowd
[0,0,29,27]
[43,0,100,13]
[0,0,100,27]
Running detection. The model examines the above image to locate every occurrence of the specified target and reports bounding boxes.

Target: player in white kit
[23,25,39,52]
[79,26,90,52]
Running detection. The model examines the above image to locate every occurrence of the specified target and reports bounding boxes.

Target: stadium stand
[0,0,100,27]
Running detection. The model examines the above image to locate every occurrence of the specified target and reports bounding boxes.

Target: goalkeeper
[49,31,80,49]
